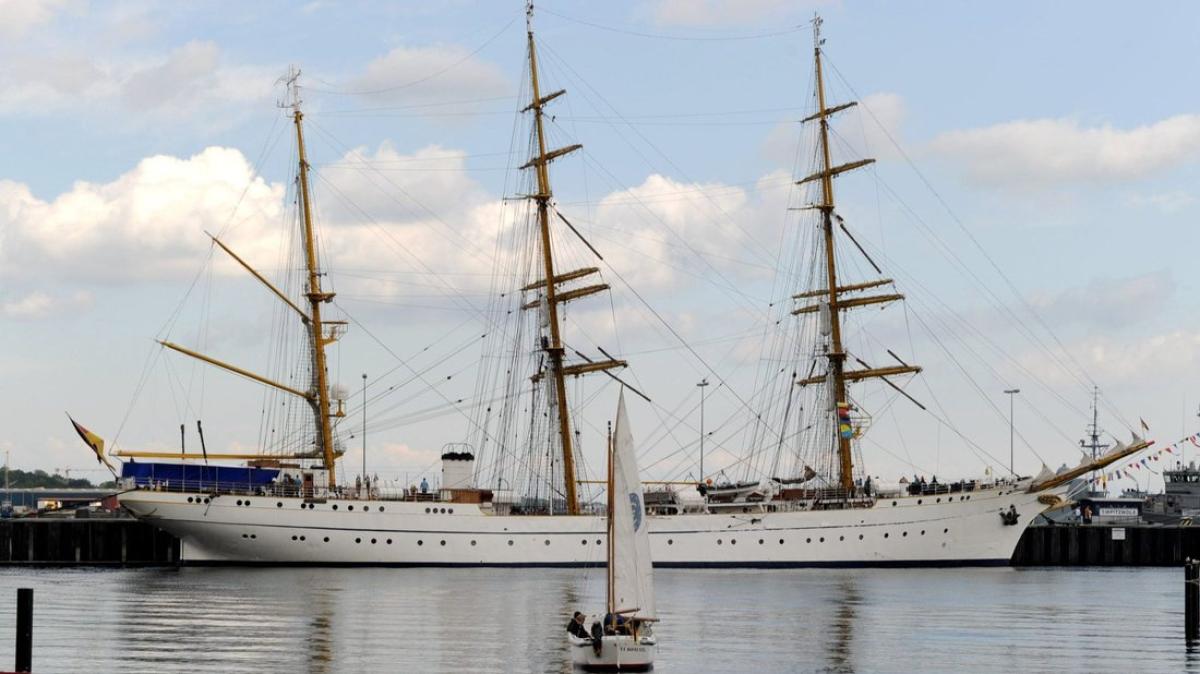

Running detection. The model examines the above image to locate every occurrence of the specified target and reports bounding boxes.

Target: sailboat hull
[118,480,1055,567]
[569,634,655,672]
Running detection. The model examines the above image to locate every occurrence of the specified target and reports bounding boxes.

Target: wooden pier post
[14,587,32,673]
[1186,557,1199,641]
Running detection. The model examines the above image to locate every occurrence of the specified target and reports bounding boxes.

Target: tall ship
[116,9,1148,567]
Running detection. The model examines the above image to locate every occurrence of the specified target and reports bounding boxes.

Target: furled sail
[610,390,655,619]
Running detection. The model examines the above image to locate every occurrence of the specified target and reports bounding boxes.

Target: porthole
[371,538,377,545]
[425,508,431,514]
[470,540,477,546]
[596,539,602,545]
[948,496,954,502]
[291,535,298,541]
[245,501,251,507]
[819,537,825,543]
[920,530,926,536]
[299,536,306,541]
[943,528,949,534]
[386,539,392,545]
[858,534,863,540]
[417,540,423,546]
[891,501,897,506]
[449,508,454,514]
[241,534,248,539]
[667,539,674,545]
[363,506,369,512]
[507,540,514,546]
[276,502,282,508]
[902,531,907,537]
[203,498,210,504]
[581,539,587,545]
[355,537,361,544]
[379,506,386,512]
[717,539,723,545]
[806,538,812,544]
[917,499,923,505]
[348,505,354,511]
[332,504,338,511]
[884,533,889,538]
[187,497,194,503]
[936,498,941,503]
[731,539,737,545]
[250,534,256,539]
[779,538,784,545]
[236,500,243,506]
[544,540,550,546]
[758,539,764,545]
[323,537,330,543]
[839,536,845,541]
[441,508,447,514]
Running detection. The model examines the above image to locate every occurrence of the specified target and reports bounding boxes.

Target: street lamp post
[697,379,710,481]
[1004,388,1020,478]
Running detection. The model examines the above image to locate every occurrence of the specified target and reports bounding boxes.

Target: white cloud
[0,146,284,282]
[1028,271,1176,329]
[930,114,1200,189]
[647,0,826,26]
[0,0,79,38]
[763,91,905,166]
[345,44,510,104]
[1125,190,1196,215]
[1,290,91,319]
[589,171,789,289]
[0,39,275,120]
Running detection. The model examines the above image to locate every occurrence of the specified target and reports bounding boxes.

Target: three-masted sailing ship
[118,10,1149,567]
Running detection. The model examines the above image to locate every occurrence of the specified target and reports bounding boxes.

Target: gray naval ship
[1141,462,1200,523]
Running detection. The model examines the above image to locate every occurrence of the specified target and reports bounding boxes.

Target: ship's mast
[288,69,340,490]
[521,3,624,515]
[811,18,855,493]
[1081,386,1109,492]
[525,7,579,515]
[794,16,917,494]
[606,422,615,615]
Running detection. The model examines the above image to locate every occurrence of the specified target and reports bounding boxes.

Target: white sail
[610,390,655,619]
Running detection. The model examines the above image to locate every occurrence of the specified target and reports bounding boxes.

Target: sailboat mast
[525,3,581,515]
[606,422,615,615]
[811,18,854,494]
[288,71,338,490]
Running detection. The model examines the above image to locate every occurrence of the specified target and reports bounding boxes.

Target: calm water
[0,566,1193,673]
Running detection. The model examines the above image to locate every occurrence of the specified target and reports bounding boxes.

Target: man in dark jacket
[567,612,590,640]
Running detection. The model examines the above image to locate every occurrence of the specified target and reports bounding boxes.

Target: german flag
[68,415,114,470]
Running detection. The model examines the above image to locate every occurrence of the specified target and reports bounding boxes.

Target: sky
[2,0,1199,495]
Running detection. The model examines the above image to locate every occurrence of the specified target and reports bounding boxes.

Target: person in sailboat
[567,612,591,641]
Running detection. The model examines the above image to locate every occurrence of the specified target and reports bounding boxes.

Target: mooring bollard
[1187,558,1199,641]
[15,587,32,673]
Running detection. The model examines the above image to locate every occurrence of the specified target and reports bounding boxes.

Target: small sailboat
[570,391,658,672]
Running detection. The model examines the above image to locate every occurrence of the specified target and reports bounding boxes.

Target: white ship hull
[119,480,1055,567]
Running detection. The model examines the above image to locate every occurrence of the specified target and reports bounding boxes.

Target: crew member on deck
[567,611,590,640]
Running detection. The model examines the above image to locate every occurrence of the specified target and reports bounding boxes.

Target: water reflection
[0,567,1195,673]
[821,576,859,673]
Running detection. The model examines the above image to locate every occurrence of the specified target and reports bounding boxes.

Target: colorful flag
[68,415,114,470]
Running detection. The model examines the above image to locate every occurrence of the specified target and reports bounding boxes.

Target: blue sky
[2,0,1199,494]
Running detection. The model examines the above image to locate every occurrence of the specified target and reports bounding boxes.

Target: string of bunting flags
[1088,430,1198,487]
